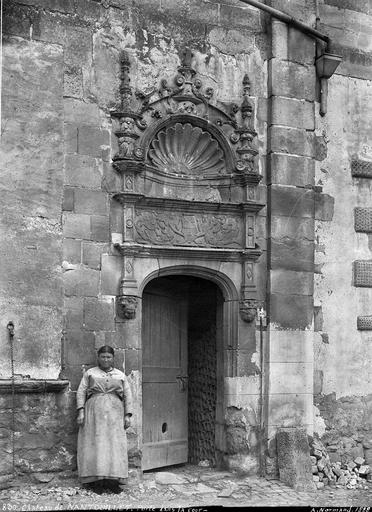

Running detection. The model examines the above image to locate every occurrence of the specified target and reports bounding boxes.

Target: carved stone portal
[111,48,265,318]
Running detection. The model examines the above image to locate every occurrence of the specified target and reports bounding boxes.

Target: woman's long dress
[76,366,133,483]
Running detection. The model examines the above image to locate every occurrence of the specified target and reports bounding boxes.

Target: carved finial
[119,50,132,110]
[181,47,193,68]
[241,73,253,121]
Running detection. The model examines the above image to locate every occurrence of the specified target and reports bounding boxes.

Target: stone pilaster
[265,19,316,476]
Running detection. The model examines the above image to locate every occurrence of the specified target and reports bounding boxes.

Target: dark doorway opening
[142,275,223,470]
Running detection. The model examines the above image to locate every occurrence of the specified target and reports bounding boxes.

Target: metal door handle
[176,375,188,392]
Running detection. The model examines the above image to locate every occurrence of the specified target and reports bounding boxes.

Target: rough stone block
[315,193,334,221]
[271,97,315,130]
[64,98,100,125]
[83,298,115,331]
[269,362,313,395]
[91,215,110,242]
[125,349,140,373]
[314,306,323,332]
[74,189,107,216]
[82,242,106,270]
[77,126,110,158]
[288,28,315,65]
[270,269,313,296]
[269,126,316,158]
[63,213,91,240]
[63,365,90,391]
[101,254,122,295]
[62,239,81,264]
[268,330,313,364]
[63,330,96,365]
[64,154,102,190]
[64,66,83,99]
[64,123,78,154]
[63,297,83,330]
[355,207,372,232]
[270,185,314,218]
[270,293,313,329]
[63,267,99,297]
[271,215,314,242]
[276,428,316,491]
[269,59,316,101]
[271,239,314,273]
[271,19,288,60]
[62,187,74,212]
[162,0,219,25]
[3,3,37,38]
[219,3,262,29]
[115,321,141,349]
[269,154,315,187]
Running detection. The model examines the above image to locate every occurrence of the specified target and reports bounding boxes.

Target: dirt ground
[1,464,372,510]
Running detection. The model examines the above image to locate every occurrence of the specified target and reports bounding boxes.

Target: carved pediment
[110,48,261,184]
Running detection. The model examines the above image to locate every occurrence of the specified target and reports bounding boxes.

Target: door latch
[176,375,188,392]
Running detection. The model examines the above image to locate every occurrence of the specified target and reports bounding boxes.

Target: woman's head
[97,345,114,370]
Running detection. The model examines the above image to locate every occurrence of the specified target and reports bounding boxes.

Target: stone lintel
[0,380,69,394]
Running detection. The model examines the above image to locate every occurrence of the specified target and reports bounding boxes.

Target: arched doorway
[141,275,224,470]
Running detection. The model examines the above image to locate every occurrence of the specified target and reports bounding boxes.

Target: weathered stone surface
[101,254,122,295]
[269,154,314,187]
[63,239,81,265]
[64,123,78,154]
[315,193,334,221]
[63,267,100,297]
[63,330,96,365]
[64,297,83,330]
[270,185,314,218]
[83,298,115,331]
[63,187,74,212]
[90,215,110,242]
[65,154,102,189]
[270,293,313,329]
[270,239,314,273]
[82,242,106,270]
[74,189,108,216]
[269,59,316,101]
[288,28,315,66]
[271,97,315,130]
[276,428,315,491]
[270,270,313,296]
[269,127,316,158]
[63,213,91,239]
[77,126,110,158]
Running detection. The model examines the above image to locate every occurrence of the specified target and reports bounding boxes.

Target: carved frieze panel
[134,210,243,249]
[354,260,372,287]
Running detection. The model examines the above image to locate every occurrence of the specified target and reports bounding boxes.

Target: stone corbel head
[117,295,138,320]
[239,299,260,323]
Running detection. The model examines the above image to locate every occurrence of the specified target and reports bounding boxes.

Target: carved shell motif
[148,123,225,175]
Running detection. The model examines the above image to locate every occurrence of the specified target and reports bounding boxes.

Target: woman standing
[76,345,133,493]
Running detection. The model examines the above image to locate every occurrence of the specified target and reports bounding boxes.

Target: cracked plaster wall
[313,1,372,455]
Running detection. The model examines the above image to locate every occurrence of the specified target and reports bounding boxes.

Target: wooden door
[142,280,188,470]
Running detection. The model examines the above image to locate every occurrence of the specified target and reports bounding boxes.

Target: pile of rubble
[310,437,371,490]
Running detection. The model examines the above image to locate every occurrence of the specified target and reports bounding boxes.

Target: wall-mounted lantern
[315,51,342,116]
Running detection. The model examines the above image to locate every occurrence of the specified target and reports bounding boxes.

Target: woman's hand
[124,414,131,430]
[77,409,85,426]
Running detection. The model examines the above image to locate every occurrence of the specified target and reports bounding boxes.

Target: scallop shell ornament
[149,123,225,175]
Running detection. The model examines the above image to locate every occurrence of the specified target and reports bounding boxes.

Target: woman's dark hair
[97,345,115,356]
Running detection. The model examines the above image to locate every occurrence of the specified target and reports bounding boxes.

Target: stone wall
[313,0,372,459]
